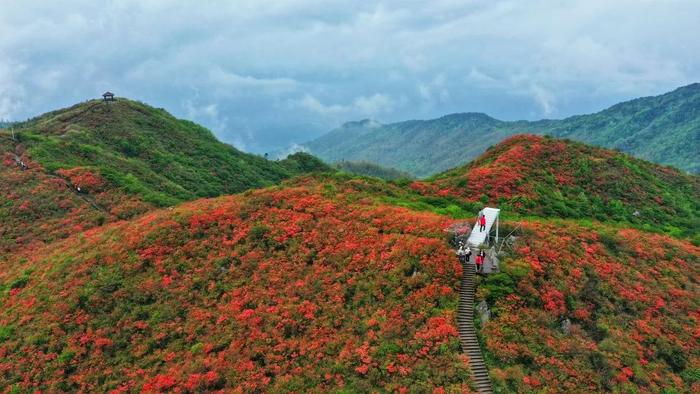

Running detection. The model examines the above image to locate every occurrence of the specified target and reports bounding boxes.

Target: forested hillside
[305,83,700,176]
[334,161,413,181]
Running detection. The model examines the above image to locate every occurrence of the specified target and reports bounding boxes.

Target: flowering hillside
[0,137,154,254]
[1,130,698,393]
[421,135,700,238]
[478,220,700,392]
[0,183,475,393]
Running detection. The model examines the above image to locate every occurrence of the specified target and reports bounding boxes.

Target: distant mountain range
[304,83,700,176]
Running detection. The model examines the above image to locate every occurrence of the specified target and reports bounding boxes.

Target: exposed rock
[561,318,572,335]
[477,300,491,323]
[499,235,518,255]
[486,247,499,273]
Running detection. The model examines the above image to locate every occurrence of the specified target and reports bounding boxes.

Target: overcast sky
[1,0,699,153]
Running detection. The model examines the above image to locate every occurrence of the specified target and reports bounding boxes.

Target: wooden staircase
[457,259,493,393]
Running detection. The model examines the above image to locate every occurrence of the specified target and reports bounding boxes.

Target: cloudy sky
[1,0,699,153]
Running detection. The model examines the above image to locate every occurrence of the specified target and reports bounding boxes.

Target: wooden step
[456,256,493,394]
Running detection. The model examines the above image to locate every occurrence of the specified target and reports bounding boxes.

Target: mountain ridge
[305,83,700,176]
[334,160,414,181]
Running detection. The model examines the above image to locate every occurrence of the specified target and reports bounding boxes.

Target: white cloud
[353,93,395,116]
[0,0,698,151]
[529,83,556,118]
[293,93,395,119]
[273,142,309,160]
[0,60,27,120]
[207,67,299,93]
[417,73,450,107]
[183,100,230,140]
[466,67,500,86]
[294,94,346,116]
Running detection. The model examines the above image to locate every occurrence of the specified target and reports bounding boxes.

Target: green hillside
[305,83,700,177]
[539,83,700,173]
[334,160,413,181]
[8,99,329,207]
[0,99,329,253]
[306,113,517,178]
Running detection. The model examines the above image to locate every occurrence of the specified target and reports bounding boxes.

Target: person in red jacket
[475,253,483,272]
[479,213,486,232]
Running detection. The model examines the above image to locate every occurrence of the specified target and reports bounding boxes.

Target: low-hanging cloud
[1,0,698,151]
[293,93,395,121]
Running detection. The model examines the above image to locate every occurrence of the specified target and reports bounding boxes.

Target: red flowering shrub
[2,129,698,393]
[0,146,107,254]
[0,142,154,254]
[55,167,106,192]
[0,183,475,392]
[421,135,699,236]
[479,219,700,392]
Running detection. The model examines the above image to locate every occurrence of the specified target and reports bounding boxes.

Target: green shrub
[0,325,15,342]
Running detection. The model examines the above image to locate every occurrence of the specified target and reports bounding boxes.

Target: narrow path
[10,144,113,218]
[457,259,493,394]
[69,186,113,217]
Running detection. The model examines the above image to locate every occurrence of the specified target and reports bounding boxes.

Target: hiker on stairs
[456,244,466,264]
[465,245,472,262]
[479,213,486,232]
[13,155,28,171]
[475,250,486,273]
